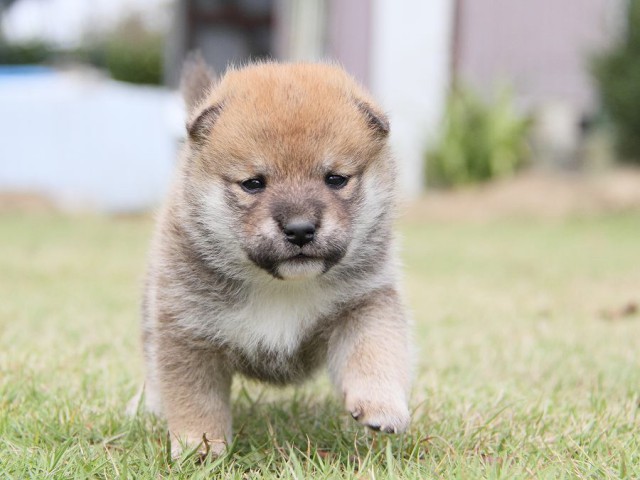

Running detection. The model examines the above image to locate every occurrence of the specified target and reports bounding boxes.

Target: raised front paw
[346,391,410,434]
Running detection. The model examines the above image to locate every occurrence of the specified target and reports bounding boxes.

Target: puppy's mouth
[275,254,324,280]
[247,248,345,280]
[287,253,319,262]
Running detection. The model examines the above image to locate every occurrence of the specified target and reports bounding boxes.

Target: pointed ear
[355,100,390,138]
[187,103,224,142]
[180,51,216,113]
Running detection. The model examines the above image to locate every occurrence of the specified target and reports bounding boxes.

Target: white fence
[0,68,184,212]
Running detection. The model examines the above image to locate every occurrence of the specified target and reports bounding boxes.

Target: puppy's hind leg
[126,379,163,417]
[327,287,412,433]
[127,333,163,417]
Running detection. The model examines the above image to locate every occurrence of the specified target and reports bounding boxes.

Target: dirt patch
[405,168,640,222]
[0,192,56,213]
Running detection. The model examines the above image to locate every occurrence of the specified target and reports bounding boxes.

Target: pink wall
[456,0,620,113]
[326,0,372,86]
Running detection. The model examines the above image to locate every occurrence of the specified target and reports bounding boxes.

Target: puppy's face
[182,63,395,281]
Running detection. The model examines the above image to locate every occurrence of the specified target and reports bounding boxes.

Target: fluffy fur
[133,59,413,458]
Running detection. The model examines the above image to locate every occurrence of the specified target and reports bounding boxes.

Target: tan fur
[134,59,413,459]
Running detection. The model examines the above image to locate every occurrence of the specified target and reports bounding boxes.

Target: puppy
[135,57,412,458]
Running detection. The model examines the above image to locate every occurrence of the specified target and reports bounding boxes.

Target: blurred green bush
[0,40,50,64]
[592,0,640,163]
[426,87,531,188]
[0,13,164,86]
[101,15,164,86]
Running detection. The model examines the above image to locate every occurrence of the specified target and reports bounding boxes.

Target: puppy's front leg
[327,288,412,433]
[157,332,232,459]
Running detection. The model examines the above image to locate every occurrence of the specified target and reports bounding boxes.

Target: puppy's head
[180,59,396,281]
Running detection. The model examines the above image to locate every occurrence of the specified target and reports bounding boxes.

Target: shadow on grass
[225,384,428,474]
[115,383,429,477]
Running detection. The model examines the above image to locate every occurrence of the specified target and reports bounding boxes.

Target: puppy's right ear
[180,51,216,113]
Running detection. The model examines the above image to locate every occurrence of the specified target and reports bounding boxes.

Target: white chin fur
[277,258,324,280]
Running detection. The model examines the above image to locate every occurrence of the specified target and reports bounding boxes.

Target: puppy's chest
[211,283,340,358]
[206,285,339,382]
[227,322,330,384]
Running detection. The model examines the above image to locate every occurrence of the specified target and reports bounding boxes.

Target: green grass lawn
[0,211,639,478]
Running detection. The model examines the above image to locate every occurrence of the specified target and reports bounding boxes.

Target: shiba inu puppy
[134,56,412,458]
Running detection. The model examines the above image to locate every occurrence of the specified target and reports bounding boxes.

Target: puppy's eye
[241,177,266,193]
[325,174,349,189]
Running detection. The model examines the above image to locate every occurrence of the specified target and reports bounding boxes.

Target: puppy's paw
[170,432,227,461]
[346,391,410,434]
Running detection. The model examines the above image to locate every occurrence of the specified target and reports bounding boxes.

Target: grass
[0,210,639,478]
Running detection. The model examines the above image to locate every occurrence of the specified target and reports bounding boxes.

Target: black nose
[283,221,316,247]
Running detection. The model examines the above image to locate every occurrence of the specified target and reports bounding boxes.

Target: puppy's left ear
[355,100,390,138]
[180,51,216,113]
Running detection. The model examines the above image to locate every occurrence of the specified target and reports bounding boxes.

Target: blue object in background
[0,65,54,78]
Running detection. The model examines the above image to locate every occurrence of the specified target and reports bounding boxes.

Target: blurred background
[0,0,639,212]
[2,4,640,474]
